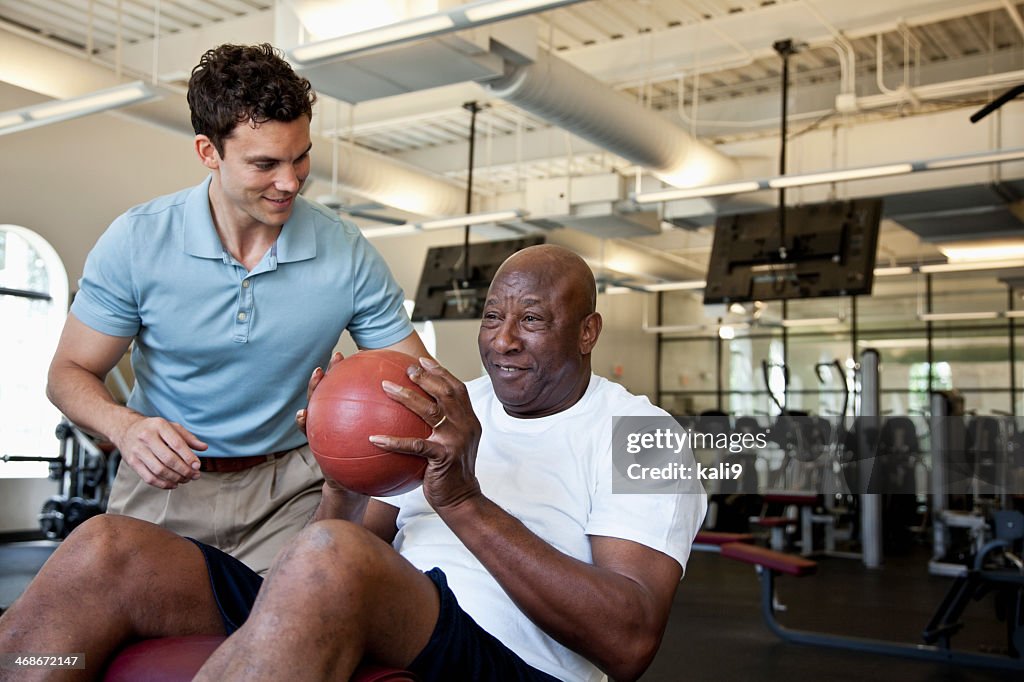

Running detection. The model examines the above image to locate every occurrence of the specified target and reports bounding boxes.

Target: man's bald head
[492,244,597,320]
[479,244,603,418]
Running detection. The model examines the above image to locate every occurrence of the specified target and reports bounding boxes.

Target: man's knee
[282,520,397,588]
[57,515,172,580]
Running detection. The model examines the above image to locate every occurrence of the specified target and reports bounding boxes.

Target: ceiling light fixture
[419,209,524,230]
[641,281,707,292]
[360,223,421,238]
[939,241,1024,262]
[289,0,587,64]
[779,317,845,328]
[873,266,915,276]
[632,147,1024,204]
[917,311,1001,322]
[918,258,1024,274]
[767,163,914,189]
[0,81,160,137]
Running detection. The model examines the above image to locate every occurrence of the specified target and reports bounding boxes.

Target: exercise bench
[719,541,1024,672]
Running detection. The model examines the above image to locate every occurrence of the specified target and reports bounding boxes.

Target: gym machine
[1,418,118,539]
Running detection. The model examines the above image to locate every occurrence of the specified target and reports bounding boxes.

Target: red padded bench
[719,542,817,577]
[103,635,416,681]
[692,530,754,552]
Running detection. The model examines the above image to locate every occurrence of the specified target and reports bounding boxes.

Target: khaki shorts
[106,445,324,576]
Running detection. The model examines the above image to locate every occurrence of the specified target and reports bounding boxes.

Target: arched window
[0,225,68,478]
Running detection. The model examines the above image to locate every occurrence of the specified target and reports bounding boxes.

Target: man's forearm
[46,362,141,445]
[438,495,662,680]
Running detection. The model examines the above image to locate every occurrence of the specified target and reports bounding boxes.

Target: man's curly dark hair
[187,43,316,157]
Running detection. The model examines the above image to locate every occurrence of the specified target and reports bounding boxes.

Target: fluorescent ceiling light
[917,311,1001,322]
[1006,310,1024,319]
[939,241,1024,262]
[0,81,159,137]
[919,259,1024,274]
[419,209,523,230]
[923,148,1024,170]
[779,317,844,328]
[768,163,914,189]
[642,324,708,335]
[464,0,573,21]
[291,14,455,62]
[289,0,585,64]
[632,147,1024,205]
[603,286,633,295]
[873,266,915,276]
[634,181,763,203]
[0,113,24,128]
[361,223,420,237]
[642,280,707,292]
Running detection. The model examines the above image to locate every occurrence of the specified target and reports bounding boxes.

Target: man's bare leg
[195,520,440,681]
[0,515,224,682]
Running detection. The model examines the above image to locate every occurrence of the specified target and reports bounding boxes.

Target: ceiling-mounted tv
[703,199,882,304]
[411,236,546,321]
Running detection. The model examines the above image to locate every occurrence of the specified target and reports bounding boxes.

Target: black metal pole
[773,39,798,260]
[1009,286,1017,416]
[462,101,480,285]
[716,332,724,412]
[926,274,934,396]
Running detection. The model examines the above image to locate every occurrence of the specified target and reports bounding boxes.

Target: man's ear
[579,312,602,355]
[195,135,220,170]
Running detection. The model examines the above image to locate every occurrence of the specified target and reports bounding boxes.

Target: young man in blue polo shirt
[45,43,428,575]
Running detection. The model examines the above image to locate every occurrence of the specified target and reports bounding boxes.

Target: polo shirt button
[242,280,251,288]
[237,312,247,321]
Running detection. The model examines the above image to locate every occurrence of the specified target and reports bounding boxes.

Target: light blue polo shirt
[71,175,414,457]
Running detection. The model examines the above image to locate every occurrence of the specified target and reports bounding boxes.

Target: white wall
[0,479,57,533]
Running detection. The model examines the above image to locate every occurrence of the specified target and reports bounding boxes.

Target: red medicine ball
[306,350,430,496]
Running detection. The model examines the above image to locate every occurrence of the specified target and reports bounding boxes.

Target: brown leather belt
[198,449,294,474]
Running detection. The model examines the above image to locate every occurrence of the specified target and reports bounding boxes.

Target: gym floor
[0,539,1020,681]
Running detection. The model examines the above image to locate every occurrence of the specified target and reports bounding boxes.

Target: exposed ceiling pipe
[482,49,740,189]
[0,24,465,217]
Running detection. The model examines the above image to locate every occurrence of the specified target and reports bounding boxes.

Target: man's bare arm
[47,313,205,488]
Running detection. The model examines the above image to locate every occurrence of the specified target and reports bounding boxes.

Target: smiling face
[478,246,602,419]
[197,117,312,231]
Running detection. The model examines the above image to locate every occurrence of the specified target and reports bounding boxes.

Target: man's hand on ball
[296,352,345,435]
[370,356,482,511]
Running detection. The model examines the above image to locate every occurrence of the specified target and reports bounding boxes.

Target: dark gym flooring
[1,537,1021,681]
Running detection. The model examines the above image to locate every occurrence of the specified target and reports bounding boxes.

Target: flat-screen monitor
[703,199,882,304]
[411,236,545,321]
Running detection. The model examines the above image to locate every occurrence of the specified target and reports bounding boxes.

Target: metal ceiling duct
[482,49,740,189]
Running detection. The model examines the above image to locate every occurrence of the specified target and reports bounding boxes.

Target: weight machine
[2,418,118,539]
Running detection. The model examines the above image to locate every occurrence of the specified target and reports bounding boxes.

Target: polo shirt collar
[182,175,317,263]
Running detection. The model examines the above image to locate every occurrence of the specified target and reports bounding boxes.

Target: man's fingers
[306,366,325,403]
[306,353,346,402]
[368,434,432,458]
[164,423,204,474]
[381,380,438,423]
[134,425,198,482]
[129,455,182,489]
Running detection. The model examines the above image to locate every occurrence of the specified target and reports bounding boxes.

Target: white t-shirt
[386,373,707,682]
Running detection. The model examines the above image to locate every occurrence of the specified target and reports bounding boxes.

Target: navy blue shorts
[188,539,562,682]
